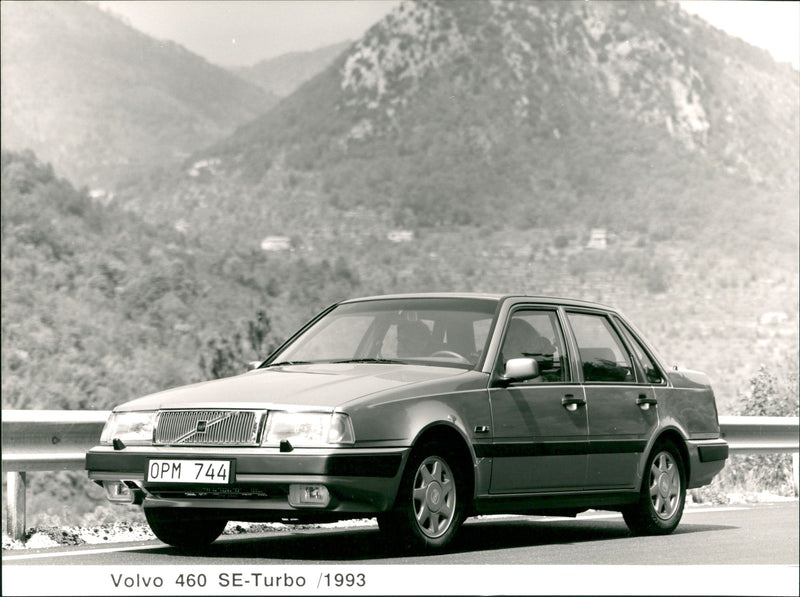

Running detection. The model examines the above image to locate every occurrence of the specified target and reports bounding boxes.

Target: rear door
[565,310,659,490]
[488,307,588,493]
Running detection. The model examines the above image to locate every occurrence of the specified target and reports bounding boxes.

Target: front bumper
[86,445,408,518]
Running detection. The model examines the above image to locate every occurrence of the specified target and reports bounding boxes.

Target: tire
[144,507,227,548]
[623,441,686,535]
[378,442,467,551]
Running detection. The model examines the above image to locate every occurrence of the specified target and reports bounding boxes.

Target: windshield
[268,297,499,369]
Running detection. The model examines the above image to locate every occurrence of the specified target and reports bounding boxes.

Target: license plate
[146,459,232,484]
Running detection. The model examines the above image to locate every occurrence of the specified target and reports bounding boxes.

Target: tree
[200,310,278,379]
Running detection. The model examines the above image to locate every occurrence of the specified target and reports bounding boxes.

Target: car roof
[339,293,616,311]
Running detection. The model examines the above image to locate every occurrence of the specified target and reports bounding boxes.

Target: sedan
[86,294,728,550]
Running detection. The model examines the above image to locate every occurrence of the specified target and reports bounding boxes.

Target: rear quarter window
[615,318,666,384]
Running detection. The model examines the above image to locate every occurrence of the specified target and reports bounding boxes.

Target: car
[86,293,728,550]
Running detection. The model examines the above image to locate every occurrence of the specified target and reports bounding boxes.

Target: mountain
[0,1,271,189]
[114,0,797,407]
[137,0,798,229]
[236,41,352,97]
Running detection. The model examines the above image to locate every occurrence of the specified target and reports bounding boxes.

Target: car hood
[115,363,471,412]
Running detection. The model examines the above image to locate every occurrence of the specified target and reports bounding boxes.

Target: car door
[565,310,659,490]
[488,307,588,493]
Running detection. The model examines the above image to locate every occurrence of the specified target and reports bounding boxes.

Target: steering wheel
[429,350,470,363]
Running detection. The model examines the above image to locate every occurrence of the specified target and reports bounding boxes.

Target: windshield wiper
[263,360,314,367]
[331,358,407,364]
[265,358,408,367]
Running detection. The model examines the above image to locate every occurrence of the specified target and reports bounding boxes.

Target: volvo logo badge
[196,421,207,433]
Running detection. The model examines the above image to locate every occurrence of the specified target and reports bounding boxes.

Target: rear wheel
[623,442,686,535]
[378,443,467,551]
[144,507,227,548]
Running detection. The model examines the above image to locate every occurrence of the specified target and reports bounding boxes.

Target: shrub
[692,359,799,502]
[740,363,799,418]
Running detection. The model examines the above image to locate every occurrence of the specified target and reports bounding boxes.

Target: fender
[635,422,691,492]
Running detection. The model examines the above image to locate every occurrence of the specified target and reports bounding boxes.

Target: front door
[488,308,588,493]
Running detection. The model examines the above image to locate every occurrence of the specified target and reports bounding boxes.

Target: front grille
[154,410,265,446]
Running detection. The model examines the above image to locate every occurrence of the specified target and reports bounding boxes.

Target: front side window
[566,312,635,383]
[498,310,569,383]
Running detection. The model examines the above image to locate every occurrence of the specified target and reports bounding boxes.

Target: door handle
[561,394,586,411]
[636,394,658,410]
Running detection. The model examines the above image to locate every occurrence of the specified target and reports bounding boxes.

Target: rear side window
[566,312,634,383]
[615,319,665,384]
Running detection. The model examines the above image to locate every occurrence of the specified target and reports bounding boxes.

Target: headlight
[263,411,355,446]
[100,411,156,445]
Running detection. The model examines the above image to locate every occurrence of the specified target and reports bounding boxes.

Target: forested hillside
[0,150,364,410]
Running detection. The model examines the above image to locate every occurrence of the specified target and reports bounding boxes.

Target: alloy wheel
[648,451,681,520]
[412,455,456,538]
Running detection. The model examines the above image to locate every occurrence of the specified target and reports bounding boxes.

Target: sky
[94,1,398,67]
[94,1,799,69]
[679,1,799,68]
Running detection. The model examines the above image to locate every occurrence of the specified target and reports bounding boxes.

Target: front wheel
[622,442,686,535]
[378,443,467,551]
[144,507,227,548]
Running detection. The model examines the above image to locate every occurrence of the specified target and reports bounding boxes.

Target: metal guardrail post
[6,471,27,541]
[794,453,799,497]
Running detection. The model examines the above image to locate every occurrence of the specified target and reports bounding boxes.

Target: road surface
[3,502,798,596]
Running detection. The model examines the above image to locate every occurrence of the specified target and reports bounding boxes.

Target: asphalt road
[4,502,797,566]
[3,503,798,596]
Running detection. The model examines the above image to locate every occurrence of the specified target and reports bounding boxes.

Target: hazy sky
[680,1,799,68]
[94,1,799,69]
[94,1,398,66]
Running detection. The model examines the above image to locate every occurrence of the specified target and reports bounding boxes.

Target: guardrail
[2,410,110,540]
[2,411,799,541]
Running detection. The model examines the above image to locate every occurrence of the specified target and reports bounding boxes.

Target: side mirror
[501,357,539,384]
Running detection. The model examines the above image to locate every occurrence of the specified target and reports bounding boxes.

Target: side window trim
[494,306,575,384]
[556,306,583,383]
